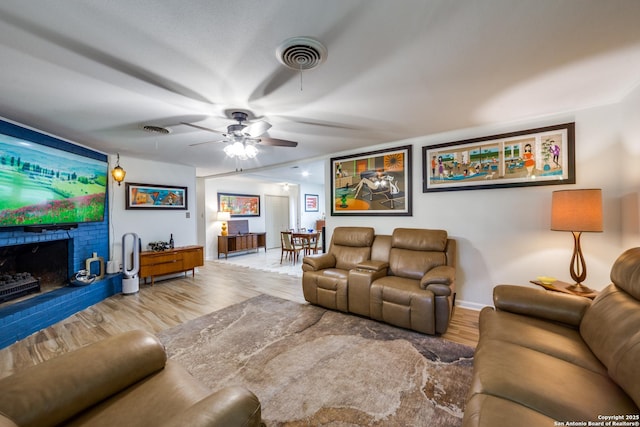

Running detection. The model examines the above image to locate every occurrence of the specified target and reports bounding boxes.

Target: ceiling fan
[181,111,298,154]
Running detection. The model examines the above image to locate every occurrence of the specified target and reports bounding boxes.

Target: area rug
[157,294,474,426]
[211,250,303,277]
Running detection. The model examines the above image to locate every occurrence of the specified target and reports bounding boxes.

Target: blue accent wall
[0,119,119,349]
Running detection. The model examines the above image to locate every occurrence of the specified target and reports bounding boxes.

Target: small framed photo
[217,192,260,217]
[126,183,187,209]
[305,194,319,212]
[423,122,575,192]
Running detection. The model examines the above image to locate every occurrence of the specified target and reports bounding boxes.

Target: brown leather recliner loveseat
[302,227,456,335]
[463,247,640,426]
[0,330,263,427]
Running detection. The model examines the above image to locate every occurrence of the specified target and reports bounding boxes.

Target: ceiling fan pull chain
[299,65,303,91]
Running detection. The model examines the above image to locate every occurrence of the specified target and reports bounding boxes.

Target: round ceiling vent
[142,125,171,134]
[276,36,327,70]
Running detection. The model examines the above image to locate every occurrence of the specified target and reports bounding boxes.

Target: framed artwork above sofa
[422,122,576,192]
[331,145,412,216]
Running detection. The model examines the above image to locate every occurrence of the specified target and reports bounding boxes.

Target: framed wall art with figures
[331,145,412,216]
[423,122,575,192]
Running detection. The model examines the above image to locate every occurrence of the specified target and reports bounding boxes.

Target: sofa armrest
[160,386,262,427]
[425,283,453,296]
[302,253,336,271]
[0,330,166,427]
[420,265,455,290]
[0,417,18,427]
[356,260,389,273]
[493,284,592,327]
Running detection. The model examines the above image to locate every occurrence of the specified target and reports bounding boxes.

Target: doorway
[265,195,290,248]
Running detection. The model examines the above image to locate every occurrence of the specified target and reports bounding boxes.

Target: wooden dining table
[292,231,321,255]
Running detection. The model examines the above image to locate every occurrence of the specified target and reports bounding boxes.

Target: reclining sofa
[0,330,263,427]
[302,226,456,334]
[463,247,640,426]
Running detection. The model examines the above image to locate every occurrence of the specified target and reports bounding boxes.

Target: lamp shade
[216,211,231,221]
[551,189,603,232]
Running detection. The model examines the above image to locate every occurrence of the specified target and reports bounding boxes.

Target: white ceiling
[1,0,640,185]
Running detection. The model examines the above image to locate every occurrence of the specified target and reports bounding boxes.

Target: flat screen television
[0,119,108,229]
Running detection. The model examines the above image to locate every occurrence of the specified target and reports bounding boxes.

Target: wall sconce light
[551,188,603,294]
[111,153,126,186]
[217,211,231,236]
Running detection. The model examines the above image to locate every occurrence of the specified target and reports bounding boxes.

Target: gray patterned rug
[158,294,474,426]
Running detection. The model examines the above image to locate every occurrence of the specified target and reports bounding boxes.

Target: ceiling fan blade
[188,139,225,147]
[180,122,225,135]
[257,137,298,147]
[243,120,272,137]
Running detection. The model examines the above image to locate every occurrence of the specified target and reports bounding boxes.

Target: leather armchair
[302,227,375,312]
[0,330,263,427]
[365,228,456,334]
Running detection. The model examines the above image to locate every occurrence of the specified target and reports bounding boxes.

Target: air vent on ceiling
[142,125,171,134]
[276,36,327,70]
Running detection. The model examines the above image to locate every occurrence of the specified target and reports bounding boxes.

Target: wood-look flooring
[0,260,479,380]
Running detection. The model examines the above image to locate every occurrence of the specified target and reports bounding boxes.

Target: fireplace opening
[0,239,69,305]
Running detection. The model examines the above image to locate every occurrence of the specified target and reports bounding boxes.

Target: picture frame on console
[125,183,188,210]
[331,145,412,216]
[217,192,260,217]
[422,122,575,192]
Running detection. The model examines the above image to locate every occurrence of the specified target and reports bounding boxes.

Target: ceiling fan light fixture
[224,141,258,160]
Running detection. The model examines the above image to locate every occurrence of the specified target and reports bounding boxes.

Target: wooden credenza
[139,245,204,285]
[217,233,267,259]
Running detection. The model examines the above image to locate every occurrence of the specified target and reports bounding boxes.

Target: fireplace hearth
[0,239,69,305]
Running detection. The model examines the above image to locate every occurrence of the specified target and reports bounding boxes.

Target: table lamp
[217,211,231,236]
[550,189,603,294]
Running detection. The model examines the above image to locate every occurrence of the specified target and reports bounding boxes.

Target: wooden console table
[218,233,267,259]
[140,245,204,285]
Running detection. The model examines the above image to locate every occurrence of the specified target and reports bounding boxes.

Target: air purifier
[122,232,140,294]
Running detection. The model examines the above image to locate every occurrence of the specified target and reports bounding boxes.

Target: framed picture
[305,194,319,212]
[125,183,188,210]
[331,145,412,216]
[218,192,260,217]
[423,122,575,192]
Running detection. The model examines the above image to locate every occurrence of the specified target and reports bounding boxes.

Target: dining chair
[291,230,310,254]
[305,232,320,255]
[280,231,304,264]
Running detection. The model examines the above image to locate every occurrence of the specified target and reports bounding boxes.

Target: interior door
[265,195,290,248]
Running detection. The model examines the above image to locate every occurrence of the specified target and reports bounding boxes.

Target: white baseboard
[455,299,489,311]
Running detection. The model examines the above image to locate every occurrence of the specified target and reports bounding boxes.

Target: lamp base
[565,282,595,294]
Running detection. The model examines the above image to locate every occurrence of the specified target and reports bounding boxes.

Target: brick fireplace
[0,216,121,349]
[0,119,123,349]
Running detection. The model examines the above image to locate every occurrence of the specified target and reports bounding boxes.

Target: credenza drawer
[140,259,183,276]
[140,252,182,266]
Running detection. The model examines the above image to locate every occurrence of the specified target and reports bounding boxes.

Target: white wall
[201,176,292,260]
[324,84,640,308]
[299,182,326,231]
[108,156,197,268]
[620,83,640,249]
